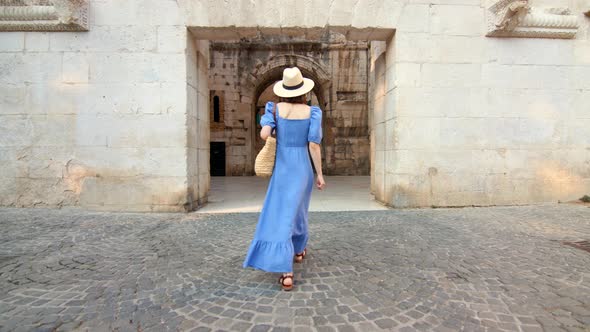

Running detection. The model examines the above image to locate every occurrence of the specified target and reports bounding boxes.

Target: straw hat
[273,67,315,98]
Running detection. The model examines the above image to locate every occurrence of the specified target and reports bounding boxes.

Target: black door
[210,142,226,176]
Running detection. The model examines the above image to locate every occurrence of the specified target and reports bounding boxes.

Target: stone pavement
[0,204,589,332]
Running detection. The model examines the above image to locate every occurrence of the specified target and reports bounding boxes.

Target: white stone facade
[0,0,588,211]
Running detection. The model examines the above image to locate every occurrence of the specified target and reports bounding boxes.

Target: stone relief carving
[486,0,579,39]
[0,0,88,31]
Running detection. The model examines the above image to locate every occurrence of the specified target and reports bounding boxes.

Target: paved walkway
[200,176,388,213]
[0,204,589,332]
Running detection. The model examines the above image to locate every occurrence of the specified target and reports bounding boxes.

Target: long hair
[279,94,307,104]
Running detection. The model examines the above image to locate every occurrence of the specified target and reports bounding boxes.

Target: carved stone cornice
[0,0,88,31]
[486,0,579,39]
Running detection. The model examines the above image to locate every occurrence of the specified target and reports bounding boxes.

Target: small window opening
[213,96,220,122]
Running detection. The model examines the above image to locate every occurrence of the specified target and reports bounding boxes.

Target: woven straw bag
[254,103,277,177]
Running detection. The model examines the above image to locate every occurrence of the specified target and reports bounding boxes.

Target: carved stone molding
[486,0,579,39]
[0,0,88,31]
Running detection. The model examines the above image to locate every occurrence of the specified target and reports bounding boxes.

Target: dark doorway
[210,142,226,176]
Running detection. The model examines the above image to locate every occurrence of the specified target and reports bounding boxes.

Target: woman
[243,67,326,291]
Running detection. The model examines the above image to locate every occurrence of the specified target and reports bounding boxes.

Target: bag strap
[272,102,277,136]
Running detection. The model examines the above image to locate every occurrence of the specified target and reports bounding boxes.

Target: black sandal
[294,248,307,263]
[278,274,293,291]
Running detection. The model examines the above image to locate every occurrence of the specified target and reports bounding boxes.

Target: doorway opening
[187,27,395,211]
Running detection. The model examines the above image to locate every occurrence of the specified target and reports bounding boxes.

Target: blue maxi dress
[243,101,323,273]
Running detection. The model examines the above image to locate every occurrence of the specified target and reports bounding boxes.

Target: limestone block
[481,64,569,89]
[198,119,210,148]
[163,82,188,115]
[53,83,160,115]
[29,114,77,147]
[385,65,396,93]
[88,53,185,83]
[90,0,138,26]
[0,176,17,206]
[0,32,24,51]
[430,4,485,36]
[24,32,49,51]
[24,83,77,114]
[186,54,197,89]
[435,35,486,63]
[187,115,198,149]
[158,26,187,53]
[302,0,330,27]
[439,117,488,149]
[395,117,441,149]
[374,122,385,151]
[473,149,509,174]
[16,177,77,207]
[198,148,209,176]
[198,172,209,199]
[196,40,210,63]
[384,149,398,174]
[394,63,420,88]
[564,118,590,146]
[197,91,209,121]
[403,0,482,6]
[79,175,188,207]
[15,146,68,179]
[571,65,590,90]
[421,63,481,88]
[574,40,590,65]
[374,149,385,200]
[49,26,157,52]
[430,150,476,174]
[91,0,183,26]
[486,37,574,65]
[371,0,404,29]
[187,147,198,177]
[0,115,34,147]
[398,4,429,32]
[62,52,89,83]
[395,32,433,63]
[0,84,25,115]
[573,90,590,120]
[373,94,385,125]
[75,113,185,148]
[186,86,197,119]
[384,119,397,150]
[0,53,62,84]
[384,90,396,121]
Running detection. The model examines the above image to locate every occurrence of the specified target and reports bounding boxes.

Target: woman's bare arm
[308,142,326,190]
[260,125,273,140]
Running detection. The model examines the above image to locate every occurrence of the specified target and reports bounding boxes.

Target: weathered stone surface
[0,205,589,330]
[209,38,370,176]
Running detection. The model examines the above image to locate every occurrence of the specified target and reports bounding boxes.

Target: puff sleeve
[259,101,276,130]
[308,106,323,144]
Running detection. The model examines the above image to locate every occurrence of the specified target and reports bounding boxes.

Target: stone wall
[208,39,370,176]
[0,1,191,211]
[373,0,590,207]
[0,0,588,211]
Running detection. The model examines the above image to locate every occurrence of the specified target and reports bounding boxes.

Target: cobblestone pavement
[0,204,589,332]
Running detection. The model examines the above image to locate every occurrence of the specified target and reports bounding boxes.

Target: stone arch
[244,54,332,105]
[244,54,332,174]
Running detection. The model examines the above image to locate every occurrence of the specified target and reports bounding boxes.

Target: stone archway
[243,54,332,174]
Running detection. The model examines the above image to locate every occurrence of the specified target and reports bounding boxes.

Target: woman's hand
[316,175,326,190]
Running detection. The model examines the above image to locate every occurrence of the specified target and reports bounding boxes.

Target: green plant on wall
[580,195,590,203]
